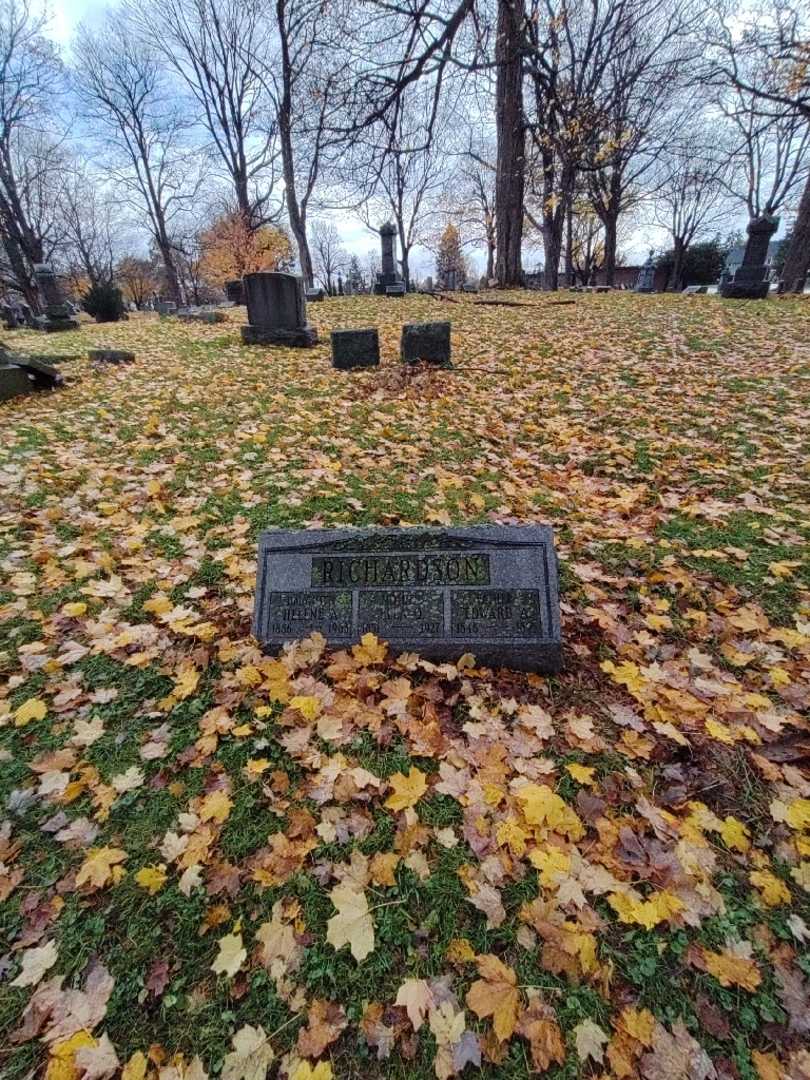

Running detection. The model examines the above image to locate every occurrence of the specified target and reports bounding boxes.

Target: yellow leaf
[703,948,762,990]
[292,1063,333,1080]
[565,762,596,786]
[121,1051,148,1080]
[14,697,47,726]
[465,954,519,1041]
[607,890,684,929]
[135,864,168,895]
[326,882,375,962]
[752,1050,783,1080]
[385,767,427,812]
[45,1032,97,1080]
[516,784,584,840]
[143,592,172,615]
[785,798,810,831]
[749,869,791,906]
[289,695,320,721]
[617,1006,655,1046]
[199,789,233,824]
[352,632,387,665]
[76,846,128,890]
[720,816,751,853]
[62,602,87,617]
[528,847,571,888]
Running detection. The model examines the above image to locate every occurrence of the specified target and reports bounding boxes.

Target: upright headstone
[331,328,380,370]
[337,274,344,296]
[720,214,778,299]
[634,251,656,293]
[225,279,244,304]
[424,275,434,293]
[33,265,79,331]
[1,303,19,329]
[157,301,177,316]
[446,269,457,292]
[374,222,405,295]
[241,272,318,347]
[253,525,562,673]
[400,321,451,367]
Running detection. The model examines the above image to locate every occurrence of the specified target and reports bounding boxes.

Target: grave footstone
[385,283,406,297]
[33,264,79,331]
[682,285,708,295]
[305,287,325,302]
[157,301,177,316]
[253,525,562,673]
[0,365,33,401]
[241,272,318,347]
[400,321,451,367]
[331,328,380,370]
[88,348,136,364]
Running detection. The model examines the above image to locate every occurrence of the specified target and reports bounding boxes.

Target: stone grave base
[720,281,770,300]
[241,324,318,347]
[89,349,136,364]
[0,365,33,401]
[41,317,80,332]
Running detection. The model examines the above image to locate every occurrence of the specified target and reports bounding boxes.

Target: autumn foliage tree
[435,223,467,289]
[198,210,293,287]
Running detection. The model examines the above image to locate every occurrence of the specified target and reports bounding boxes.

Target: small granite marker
[401,321,451,367]
[254,525,562,673]
[331,328,380,370]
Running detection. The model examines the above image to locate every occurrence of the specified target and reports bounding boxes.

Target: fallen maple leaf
[395,978,435,1031]
[211,932,246,978]
[134,864,167,895]
[326,882,375,961]
[385,766,427,811]
[75,1031,120,1079]
[465,954,520,1041]
[221,1024,274,1080]
[574,1018,609,1064]
[75,848,128,890]
[11,939,58,988]
[297,998,347,1057]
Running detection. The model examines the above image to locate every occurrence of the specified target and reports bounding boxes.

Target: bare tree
[653,131,733,290]
[310,219,346,293]
[707,1,810,291]
[73,14,202,303]
[125,0,278,228]
[0,0,64,306]
[56,164,121,287]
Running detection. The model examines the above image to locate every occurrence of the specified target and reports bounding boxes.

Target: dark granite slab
[331,328,380,370]
[253,525,562,673]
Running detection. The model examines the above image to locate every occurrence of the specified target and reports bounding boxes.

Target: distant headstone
[2,303,20,329]
[157,301,177,315]
[401,321,451,367]
[634,251,656,293]
[0,365,33,401]
[720,214,778,300]
[462,282,479,293]
[445,269,457,292]
[88,348,136,364]
[177,307,227,324]
[305,287,325,302]
[253,525,562,673]
[424,276,434,292]
[241,272,318,347]
[17,302,36,329]
[374,222,405,294]
[225,279,244,304]
[33,264,79,331]
[385,283,406,297]
[682,285,708,295]
[331,328,380,370]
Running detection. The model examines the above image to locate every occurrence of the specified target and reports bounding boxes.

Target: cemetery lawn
[2,292,810,1080]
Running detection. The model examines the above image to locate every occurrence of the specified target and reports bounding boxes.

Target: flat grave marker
[254,525,561,673]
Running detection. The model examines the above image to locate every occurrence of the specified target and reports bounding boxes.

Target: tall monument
[374,222,405,294]
[720,214,778,299]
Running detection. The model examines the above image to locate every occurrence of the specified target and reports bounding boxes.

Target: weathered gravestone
[720,214,778,299]
[331,328,380,370]
[401,321,451,367]
[253,525,562,673]
[33,264,80,331]
[88,348,136,364]
[225,279,244,304]
[0,364,33,401]
[241,272,318,347]
[634,251,656,293]
[305,287,325,302]
[157,301,177,316]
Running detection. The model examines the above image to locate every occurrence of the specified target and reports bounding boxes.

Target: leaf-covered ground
[1,292,809,1080]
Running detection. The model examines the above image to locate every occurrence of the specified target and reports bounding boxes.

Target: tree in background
[310,220,346,295]
[436,223,467,288]
[198,210,293,287]
[656,237,728,285]
[117,256,159,308]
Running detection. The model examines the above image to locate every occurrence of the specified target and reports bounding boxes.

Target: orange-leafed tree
[199,210,294,287]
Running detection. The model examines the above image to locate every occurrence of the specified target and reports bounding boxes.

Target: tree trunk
[669,238,685,291]
[277,0,314,287]
[603,214,618,287]
[157,238,182,304]
[564,203,573,287]
[779,171,810,294]
[494,0,525,287]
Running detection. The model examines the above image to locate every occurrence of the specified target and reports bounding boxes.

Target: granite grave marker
[253,525,562,673]
[241,271,318,346]
[331,328,380,370]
